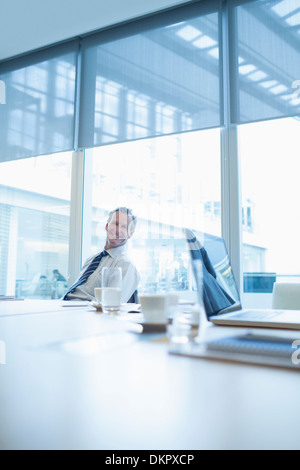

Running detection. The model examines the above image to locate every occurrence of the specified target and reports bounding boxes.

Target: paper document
[0,296,24,301]
[60,301,90,307]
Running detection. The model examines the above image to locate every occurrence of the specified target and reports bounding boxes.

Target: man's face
[105,211,134,248]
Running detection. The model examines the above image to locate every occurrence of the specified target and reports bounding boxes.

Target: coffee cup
[139,293,168,324]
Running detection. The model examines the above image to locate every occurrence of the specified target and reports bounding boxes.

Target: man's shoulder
[112,250,137,270]
[116,251,135,264]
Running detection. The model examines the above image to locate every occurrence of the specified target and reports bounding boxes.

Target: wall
[0,0,188,61]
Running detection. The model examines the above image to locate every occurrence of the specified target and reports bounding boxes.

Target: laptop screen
[185,229,240,318]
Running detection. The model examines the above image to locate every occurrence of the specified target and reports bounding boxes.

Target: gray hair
[107,207,137,230]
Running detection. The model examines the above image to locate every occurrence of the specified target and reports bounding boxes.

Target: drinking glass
[101,267,122,314]
[94,287,102,304]
[167,259,205,344]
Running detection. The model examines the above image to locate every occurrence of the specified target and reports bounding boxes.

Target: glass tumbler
[101,267,122,314]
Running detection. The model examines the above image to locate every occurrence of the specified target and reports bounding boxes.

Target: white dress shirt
[66,244,140,302]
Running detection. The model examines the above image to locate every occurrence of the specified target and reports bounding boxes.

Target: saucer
[121,303,141,313]
[137,320,167,333]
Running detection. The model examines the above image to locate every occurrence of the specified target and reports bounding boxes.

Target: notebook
[185,228,300,330]
[169,330,300,370]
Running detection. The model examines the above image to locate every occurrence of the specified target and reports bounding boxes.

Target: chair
[127,290,139,303]
[272,283,300,310]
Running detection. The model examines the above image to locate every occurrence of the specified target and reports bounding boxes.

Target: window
[0,152,72,298]
[82,128,221,293]
[79,2,221,148]
[1,0,300,302]
[78,1,222,296]
[0,42,77,162]
[240,117,300,298]
[230,0,300,123]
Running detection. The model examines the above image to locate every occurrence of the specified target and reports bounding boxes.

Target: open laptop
[185,228,300,330]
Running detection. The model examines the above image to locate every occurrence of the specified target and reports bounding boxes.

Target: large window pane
[82,129,221,293]
[240,117,300,302]
[0,152,72,298]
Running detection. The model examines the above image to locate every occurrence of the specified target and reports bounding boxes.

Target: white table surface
[0,300,300,450]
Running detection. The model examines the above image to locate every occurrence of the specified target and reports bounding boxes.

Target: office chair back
[272,282,300,310]
[127,290,139,304]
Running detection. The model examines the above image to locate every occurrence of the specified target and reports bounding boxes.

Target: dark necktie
[63,250,109,299]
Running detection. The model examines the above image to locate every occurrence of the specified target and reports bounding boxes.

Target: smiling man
[63,207,140,302]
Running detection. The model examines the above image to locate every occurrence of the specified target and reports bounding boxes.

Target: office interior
[1,0,300,451]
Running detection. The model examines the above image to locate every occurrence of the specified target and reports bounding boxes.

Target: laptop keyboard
[225,310,281,322]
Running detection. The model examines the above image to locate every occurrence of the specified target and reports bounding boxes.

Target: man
[63,207,140,302]
[51,269,67,299]
[52,269,66,282]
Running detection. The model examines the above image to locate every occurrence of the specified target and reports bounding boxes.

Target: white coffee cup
[139,293,168,324]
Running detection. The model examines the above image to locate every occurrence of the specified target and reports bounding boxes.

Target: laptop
[185,228,300,330]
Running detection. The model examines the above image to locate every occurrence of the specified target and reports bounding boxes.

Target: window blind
[1,1,299,160]
[0,41,78,162]
[230,0,300,123]
[79,0,222,149]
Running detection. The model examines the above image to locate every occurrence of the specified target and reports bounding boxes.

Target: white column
[6,207,18,295]
[81,153,93,263]
[220,1,242,296]
[221,125,242,295]
[67,150,84,286]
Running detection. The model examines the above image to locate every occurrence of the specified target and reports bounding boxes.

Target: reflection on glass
[0,152,71,298]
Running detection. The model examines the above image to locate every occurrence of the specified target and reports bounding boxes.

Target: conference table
[0,299,300,450]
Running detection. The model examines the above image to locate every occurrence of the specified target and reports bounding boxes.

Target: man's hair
[107,207,137,231]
